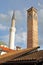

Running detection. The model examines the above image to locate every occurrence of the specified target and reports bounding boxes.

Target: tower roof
[27,7,37,13]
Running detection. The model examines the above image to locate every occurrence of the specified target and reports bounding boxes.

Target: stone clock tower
[27,7,38,48]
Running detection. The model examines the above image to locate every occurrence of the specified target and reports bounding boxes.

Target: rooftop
[0,46,40,64]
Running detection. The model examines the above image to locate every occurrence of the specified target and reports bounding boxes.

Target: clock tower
[27,7,38,48]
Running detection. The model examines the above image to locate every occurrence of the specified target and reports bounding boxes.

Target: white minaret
[9,11,16,50]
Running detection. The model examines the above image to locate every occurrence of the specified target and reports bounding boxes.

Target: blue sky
[0,0,43,49]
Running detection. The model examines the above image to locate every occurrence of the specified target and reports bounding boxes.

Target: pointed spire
[12,11,15,20]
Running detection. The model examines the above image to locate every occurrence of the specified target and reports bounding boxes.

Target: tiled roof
[0,47,40,64]
[13,50,43,61]
[0,46,15,52]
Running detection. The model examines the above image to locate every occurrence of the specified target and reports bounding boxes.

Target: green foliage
[0,41,6,45]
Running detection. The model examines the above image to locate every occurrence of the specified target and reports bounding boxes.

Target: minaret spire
[11,11,15,27]
[12,11,15,20]
[9,11,16,50]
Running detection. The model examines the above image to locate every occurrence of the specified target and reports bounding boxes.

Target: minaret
[27,7,38,48]
[9,11,16,50]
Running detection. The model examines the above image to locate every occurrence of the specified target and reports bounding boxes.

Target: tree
[0,41,6,46]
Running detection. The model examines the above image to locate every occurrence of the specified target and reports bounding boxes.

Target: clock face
[34,13,37,20]
[28,14,32,20]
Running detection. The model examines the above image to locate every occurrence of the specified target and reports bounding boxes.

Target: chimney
[16,46,22,50]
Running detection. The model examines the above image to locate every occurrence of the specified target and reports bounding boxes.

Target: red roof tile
[0,46,15,52]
